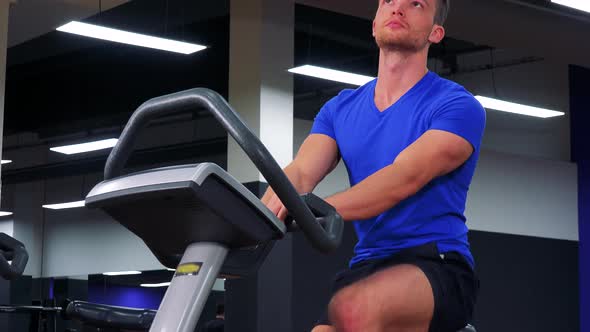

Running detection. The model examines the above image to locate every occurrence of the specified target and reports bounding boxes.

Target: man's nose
[390,0,406,17]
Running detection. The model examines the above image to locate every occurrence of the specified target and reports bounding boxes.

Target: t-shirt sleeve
[429,92,487,151]
[310,97,337,140]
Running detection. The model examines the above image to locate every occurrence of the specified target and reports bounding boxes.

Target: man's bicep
[293,134,341,186]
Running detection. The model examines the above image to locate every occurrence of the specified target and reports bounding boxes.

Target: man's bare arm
[325,130,474,221]
[261,134,340,220]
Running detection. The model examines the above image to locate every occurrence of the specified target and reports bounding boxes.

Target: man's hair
[435,0,450,26]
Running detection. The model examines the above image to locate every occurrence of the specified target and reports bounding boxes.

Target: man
[262,0,485,331]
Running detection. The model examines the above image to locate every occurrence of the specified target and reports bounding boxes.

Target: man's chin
[378,41,419,52]
[376,36,427,53]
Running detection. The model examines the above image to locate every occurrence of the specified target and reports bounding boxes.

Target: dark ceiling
[5,0,230,138]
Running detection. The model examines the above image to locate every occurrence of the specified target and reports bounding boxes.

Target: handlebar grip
[285,193,343,252]
[64,300,156,330]
[0,233,29,280]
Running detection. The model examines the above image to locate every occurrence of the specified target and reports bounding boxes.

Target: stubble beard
[374,29,430,54]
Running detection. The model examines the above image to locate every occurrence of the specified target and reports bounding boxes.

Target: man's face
[373,0,444,52]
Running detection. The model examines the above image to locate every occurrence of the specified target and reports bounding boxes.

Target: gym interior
[0,0,587,331]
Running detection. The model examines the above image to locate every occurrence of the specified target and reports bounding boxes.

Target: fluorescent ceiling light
[166,268,176,272]
[1,160,12,165]
[57,21,207,55]
[475,96,564,118]
[552,0,590,13]
[50,138,118,155]
[42,201,86,210]
[288,65,375,86]
[141,282,171,288]
[103,271,142,276]
[0,211,13,217]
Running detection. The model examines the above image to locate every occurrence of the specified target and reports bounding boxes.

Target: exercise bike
[0,87,343,332]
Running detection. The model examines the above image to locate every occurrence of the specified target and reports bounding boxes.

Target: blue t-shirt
[310,71,486,267]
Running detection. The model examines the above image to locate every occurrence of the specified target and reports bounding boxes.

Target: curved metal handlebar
[0,233,29,280]
[103,88,342,253]
[64,300,155,330]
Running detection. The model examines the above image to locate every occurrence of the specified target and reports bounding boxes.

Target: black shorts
[315,242,479,332]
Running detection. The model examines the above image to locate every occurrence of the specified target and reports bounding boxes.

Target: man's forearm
[271,162,318,194]
[325,161,423,221]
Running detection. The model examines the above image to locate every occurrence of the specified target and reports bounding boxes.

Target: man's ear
[372,20,376,37]
[428,25,445,44]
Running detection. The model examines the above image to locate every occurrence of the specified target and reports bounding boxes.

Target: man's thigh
[312,245,478,332]
[328,263,434,332]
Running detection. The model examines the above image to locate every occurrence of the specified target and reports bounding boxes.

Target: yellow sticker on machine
[174,262,203,276]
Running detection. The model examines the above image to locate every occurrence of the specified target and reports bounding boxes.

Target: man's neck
[374,48,429,111]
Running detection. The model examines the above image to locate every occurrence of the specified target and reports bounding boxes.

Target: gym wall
[452,55,570,162]
[0,219,12,235]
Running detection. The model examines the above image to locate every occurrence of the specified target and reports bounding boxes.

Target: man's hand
[261,188,289,221]
[260,134,341,221]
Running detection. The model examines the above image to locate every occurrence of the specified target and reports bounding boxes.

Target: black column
[0,278,9,329]
[225,182,293,332]
[570,64,590,332]
[291,223,358,331]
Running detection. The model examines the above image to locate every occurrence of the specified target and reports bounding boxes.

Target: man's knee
[328,286,371,332]
[311,325,335,332]
[327,267,431,332]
